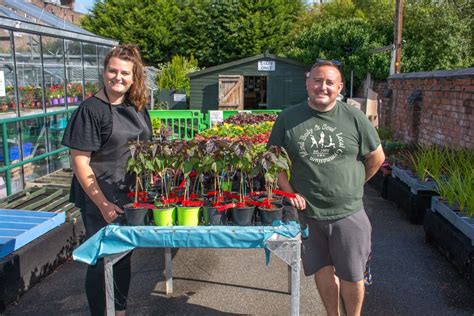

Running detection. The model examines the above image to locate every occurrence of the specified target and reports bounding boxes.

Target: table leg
[165,247,173,294]
[104,251,131,316]
[290,244,301,316]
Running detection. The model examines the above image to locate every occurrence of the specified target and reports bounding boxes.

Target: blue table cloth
[73,221,304,265]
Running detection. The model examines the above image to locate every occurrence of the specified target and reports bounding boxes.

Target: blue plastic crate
[0,142,33,162]
[0,209,65,258]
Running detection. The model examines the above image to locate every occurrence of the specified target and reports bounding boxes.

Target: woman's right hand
[99,201,124,223]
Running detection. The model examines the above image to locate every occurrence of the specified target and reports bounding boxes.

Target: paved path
[4,186,474,315]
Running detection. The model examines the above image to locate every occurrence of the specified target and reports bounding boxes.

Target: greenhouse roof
[2,0,94,36]
[0,5,29,22]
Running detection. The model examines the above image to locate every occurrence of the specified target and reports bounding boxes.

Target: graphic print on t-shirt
[297,123,346,164]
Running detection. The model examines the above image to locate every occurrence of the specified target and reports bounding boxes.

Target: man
[268,61,385,316]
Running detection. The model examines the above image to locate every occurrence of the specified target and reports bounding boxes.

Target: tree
[401,0,473,72]
[82,0,304,67]
[157,55,200,96]
[289,18,390,87]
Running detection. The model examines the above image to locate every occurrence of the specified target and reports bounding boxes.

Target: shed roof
[188,52,307,78]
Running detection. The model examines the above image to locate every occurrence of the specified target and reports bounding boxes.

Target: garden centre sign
[258,61,275,71]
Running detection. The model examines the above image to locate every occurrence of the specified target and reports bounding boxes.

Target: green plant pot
[153,206,176,226]
[177,206,201,226]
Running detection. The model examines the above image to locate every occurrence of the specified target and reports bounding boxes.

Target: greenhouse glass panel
[83,43,99,99]
[48,151,70,173]
[65,39,83,109]
[42,36,66,112]
[24,157,48,185]
[0,28,15,118]
[97,45,110,89]
[46,112,67,152]
[14,32,43,117]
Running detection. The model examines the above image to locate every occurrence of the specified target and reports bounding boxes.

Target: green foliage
[289,17,390,86]
[428,149,474,217]
[401,0,473,72]
[289,0,471,87]
[82,0,304,67]
[157,55,199,96]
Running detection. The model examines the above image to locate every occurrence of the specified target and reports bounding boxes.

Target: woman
[62,44,151,315]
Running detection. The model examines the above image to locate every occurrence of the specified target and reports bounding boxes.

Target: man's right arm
[277,171,306,210]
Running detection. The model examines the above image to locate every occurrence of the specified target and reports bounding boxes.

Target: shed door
[218,75,243,110]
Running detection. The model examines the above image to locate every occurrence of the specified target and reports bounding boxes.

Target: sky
[74,0,95,14]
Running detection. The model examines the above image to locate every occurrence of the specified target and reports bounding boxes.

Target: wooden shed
[188,53,309,112]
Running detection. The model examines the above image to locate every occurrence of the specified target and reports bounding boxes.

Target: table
[73,223,303,315]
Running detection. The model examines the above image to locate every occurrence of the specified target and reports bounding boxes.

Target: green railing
[149,110,207,140]
[0,109,75,195]
[149,109,281,139]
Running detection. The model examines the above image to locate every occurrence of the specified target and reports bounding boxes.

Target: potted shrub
[258,145,291,225]
[124,140,152,225]
[172,139,202,226]
[151,139,177,226]
[425,148,474,289]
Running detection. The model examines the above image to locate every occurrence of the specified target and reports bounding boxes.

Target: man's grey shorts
[301,209,372,282]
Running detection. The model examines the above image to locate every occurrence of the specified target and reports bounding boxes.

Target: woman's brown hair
[103,44,147,111]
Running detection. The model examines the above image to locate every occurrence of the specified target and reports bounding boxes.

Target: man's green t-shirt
[268,101,381,220]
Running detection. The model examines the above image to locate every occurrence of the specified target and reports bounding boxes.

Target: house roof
[188,52,308,78]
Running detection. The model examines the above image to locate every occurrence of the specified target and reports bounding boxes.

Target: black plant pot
[407,190,438,224]
[424,209,474,290]
[231,206,255,226]
[123,204,149,226]
[203,206,226,225]
[259,203,284,225]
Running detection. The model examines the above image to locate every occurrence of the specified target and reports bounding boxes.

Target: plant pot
[153,206,176,226]
[202,205,226,225]
[123,203,149,226]
[231,205,255,226]
[259,203,284,225]
[177,206,200,226]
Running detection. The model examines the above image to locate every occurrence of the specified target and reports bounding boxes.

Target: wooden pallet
[0,187,81,222]
[25,168,73,189]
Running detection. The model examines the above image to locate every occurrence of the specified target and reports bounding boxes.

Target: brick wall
[30,0,83,25]
[375,68,474,149]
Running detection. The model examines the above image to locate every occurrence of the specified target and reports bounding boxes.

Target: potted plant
[258,145,291,225]
[151,139,177,226]
[124,139,152,225]
[172,139,202,226]
[227,140,257,226]
[425,148,474,289]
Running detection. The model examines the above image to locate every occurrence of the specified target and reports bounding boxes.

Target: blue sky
[75,0,95,14]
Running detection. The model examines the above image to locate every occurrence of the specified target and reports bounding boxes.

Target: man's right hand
[289,193,306,211]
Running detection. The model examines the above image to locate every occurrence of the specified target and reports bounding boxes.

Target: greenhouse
[0,12,117,196]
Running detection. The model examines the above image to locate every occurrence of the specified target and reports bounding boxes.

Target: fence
[0,109,74,196]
